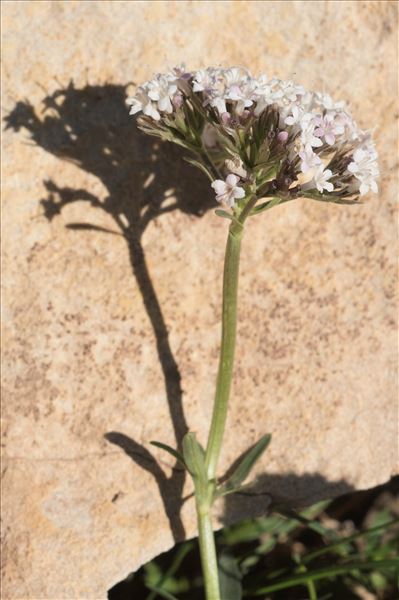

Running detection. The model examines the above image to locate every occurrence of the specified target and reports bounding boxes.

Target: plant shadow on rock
[4,80,215,545]
[221,470,355,526]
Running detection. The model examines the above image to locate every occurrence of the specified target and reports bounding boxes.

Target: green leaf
[150,441,185,466]
[215,209,234,221]
[217,434,271,497]
[145,585,179,600]
[218,551,243,600]
[184,157,214,182]
[182,432,207,481]
[221,515,285,545]
[250,197,282,216]
[302,518,399,564]
[302,191,361,205]
[249,560,399,595]
[215,210,245,232]
[273,506,339,540]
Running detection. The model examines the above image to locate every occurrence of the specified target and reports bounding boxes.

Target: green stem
[205,223,243,481]
[197,501,221,600]
[306,576,318,600]
[205,196,257,480]
[197,194,257,600]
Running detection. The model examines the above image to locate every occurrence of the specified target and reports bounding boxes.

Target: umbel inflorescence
[127,66,380,600]
[128,65,379,213]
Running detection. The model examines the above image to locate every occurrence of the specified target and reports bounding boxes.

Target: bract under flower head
[128,66,379,208]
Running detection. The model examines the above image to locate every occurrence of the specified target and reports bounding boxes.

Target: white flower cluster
[128,66,379,205]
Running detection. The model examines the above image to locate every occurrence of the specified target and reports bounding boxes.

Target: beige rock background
[1,1,398,598]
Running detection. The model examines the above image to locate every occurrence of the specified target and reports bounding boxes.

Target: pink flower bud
[277,131,289,144]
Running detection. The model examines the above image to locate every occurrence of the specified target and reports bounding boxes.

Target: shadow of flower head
[4,80,216,233]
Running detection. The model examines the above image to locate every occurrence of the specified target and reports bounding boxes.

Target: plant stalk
[197,194,258,600]
[204,222,243,481]
[205,195,257,480]
[197,500,220,600]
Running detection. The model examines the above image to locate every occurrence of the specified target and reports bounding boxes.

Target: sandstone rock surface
[2,1,398,598]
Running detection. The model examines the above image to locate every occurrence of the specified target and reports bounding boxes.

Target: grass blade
[249,560,399,595]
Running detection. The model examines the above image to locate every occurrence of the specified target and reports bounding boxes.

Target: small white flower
[209,94,227,115]
[211,174,245,207]
[253,75,275,115]
[284,105,302,127]
[313,92,346,112]
[358,178,378,196]
[299,149,322,174]
[300,115,323,149]
[348,148,378,176]
[276,80,305,103]
[224,67,248,87]
[314,166,334,193]
[222,67,256,114]
[193,69,215,93]
[147,76,178,114]
[313,113,345,146]
[348,147,379,195]
[226,86,254,115]
[127,88,160,120]
[253,74,272,97]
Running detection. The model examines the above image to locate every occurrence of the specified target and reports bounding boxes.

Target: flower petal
[233,186,246,199]
[211,180,227,195]
[226,174,240,186]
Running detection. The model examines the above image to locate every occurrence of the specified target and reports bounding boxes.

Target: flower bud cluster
[128,66,379,211]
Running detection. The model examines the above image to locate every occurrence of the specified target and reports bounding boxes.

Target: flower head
[128,66,379,209]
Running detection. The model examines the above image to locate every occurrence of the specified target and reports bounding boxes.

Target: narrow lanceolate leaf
[302,191,361,205]
[218,551,243,600]
[182,432,207,481]
[250,560,399,595]
[250,197,282,216]
[184,157,214,182]
[217,434,271,497]
[150,441,185,466]
[215,209,235,221]
[273,506,340,540]
[302,517,399,564]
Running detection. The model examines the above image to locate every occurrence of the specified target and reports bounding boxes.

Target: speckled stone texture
[2,1,398,598]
